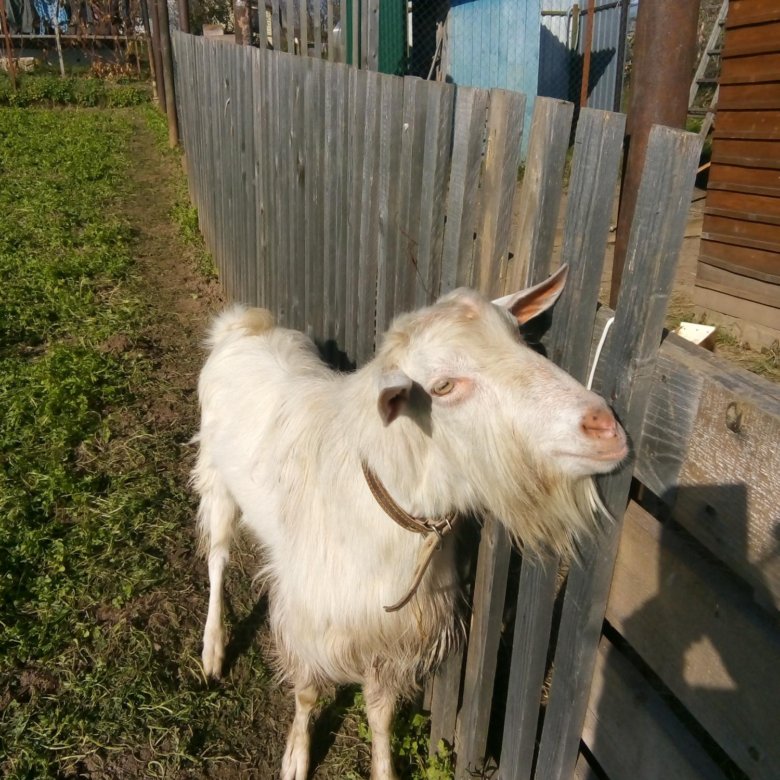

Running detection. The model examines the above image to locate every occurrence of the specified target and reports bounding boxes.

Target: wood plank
[455,517,513,778]
[696,261,780,307]
[725,0,780,30]
[711,138,780,168]
[698,240,780,284]
[288,55,306,328]
[440,85,489,291]
[395,78,428,309]
[705,189,780,223]
[693,287,780,348]
[473,89,525,299]
[607,501,780,780]
[270,0,282,50]
[304,57,325,338]
[719,82,780,111]
[702,213,780,248]
[284,0,295,53]
[505,97,573,290]
[275,52,292,321]
[582,636,730,780]
[253,47,270,308]
[364,0,379,70]
[534,126,702,780]
[713,110,780,141]
[327,0,335,61]
[344,66,368,362]
[708,161,780,194]
[415,81,456,305]
[322,61,349,353]
[428,642,465,759]
[694,285,780,334]
[547,108,625,379]
[356,69,382,365]
[311,0,322,58]
[298,0,307,54]
[719,53,780,84]
[375,74,405,340]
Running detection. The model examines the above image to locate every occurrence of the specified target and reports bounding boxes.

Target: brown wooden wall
[696,0,780,346]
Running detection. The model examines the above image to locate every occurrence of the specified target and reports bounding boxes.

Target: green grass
[0,108,270,778]
[0,73,149,108]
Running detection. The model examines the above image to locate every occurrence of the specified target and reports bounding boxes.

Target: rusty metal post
[579,0,596,107]
[177,0,190,33]
[234,0,251,45]
[610,0,700,306]
[155,0,179,147]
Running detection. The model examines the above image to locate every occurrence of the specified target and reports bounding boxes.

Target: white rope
[587,316,615,391]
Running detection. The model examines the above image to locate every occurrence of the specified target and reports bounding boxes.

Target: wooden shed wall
[696,0,780,347]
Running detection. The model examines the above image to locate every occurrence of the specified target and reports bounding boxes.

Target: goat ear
[492,264,568,325]
[377,370,413,426]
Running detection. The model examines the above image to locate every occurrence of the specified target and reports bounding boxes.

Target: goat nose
[581,407,618,439]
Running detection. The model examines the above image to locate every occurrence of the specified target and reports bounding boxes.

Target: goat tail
[206,305,275,349]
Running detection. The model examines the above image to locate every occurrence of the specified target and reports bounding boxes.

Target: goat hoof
[202,635,224,679]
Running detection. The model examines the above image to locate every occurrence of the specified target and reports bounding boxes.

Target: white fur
[192,286,627,779]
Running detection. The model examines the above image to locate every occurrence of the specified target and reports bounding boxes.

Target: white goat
[192,266,627,780]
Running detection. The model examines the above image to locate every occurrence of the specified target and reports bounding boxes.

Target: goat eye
[431,379,455,396]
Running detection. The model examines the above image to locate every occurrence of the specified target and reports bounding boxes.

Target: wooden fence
[171,31,780,780]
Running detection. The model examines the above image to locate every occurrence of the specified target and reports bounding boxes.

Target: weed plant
[0,74,149,108]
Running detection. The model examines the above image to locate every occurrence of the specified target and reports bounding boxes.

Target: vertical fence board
[274,52,291,321]
[394,78,428,314]
[252,48,268,308]
[241,46,258,304]
[474,89,526,298]
[327,0,335,61]
[312,0,322,58]
[375,74,405,340]
[548,108,626,376]
[415,81,456,305]
[284,0,295,53]
[271,0,282,50]
[533,126,703,780]
[355,70,382,365]
[505,97,573,290]
[441,86,489,291]
[498,108,625,780]
[344,67,368,361]
[304,57,325,338]
[455,517,513,778]
[298,0,308,55]
[287,55,306,328]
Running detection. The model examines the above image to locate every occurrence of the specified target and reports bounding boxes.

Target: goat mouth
[557,442,629,464]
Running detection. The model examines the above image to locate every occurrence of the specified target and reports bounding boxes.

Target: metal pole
[610,0,700,306]
[155,0,179,147]
[579,0,596,107]
[0,0,17,91]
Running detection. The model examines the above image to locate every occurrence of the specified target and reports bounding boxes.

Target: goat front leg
[281,677,319,780]
[364,673,399,780]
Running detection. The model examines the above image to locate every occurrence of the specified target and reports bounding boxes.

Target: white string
[587,316,615,391]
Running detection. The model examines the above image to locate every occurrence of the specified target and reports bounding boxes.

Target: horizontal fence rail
[171,30,780,780]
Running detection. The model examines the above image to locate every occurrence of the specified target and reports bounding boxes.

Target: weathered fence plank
[415,81,456,306]
[506,97,573,290]
[582,634,730,780]
[441,86,490,292]
[271,0,282,50]
[375,74,404,340]
[533,125,703,780]
[605,501,779,780]
[474,89,526,299]
[356,69,382,365]
[395,78,428,314]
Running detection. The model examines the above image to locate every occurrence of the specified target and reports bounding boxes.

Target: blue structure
[446,0,542,151]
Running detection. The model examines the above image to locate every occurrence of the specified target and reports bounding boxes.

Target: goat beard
[473,453,606,560]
